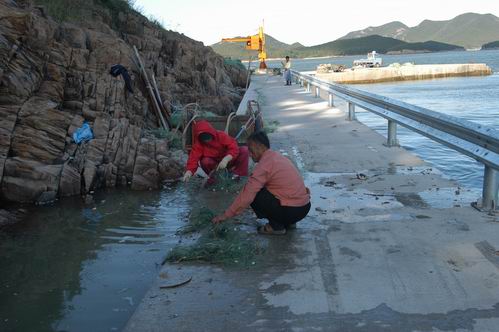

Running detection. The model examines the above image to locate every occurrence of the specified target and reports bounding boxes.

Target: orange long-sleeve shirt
[224,149,310,218]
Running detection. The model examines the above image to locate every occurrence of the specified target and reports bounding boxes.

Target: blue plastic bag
[73,122,94,144]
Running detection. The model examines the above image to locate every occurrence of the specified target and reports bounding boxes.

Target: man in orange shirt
[212,131,311,235]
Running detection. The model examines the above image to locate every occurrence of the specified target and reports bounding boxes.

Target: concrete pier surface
[316,63,492,84]
[125,75,499,332]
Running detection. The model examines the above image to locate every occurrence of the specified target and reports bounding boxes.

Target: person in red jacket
[182,120,249,183]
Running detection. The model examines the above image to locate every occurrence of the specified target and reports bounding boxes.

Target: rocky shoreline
[0,0,246,207]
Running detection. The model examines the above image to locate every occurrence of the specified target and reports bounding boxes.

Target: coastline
[240,50,471,63]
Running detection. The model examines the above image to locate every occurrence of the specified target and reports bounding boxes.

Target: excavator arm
[222,37,251,43]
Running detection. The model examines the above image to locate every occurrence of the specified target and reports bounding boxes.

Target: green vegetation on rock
[34,0,164,31]
[224,58,247,71]
[147,129,183,150]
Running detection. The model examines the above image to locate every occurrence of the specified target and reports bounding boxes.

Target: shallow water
[0,186,189,332]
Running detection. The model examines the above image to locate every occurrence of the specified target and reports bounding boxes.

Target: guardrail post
[306,82,311,93]
[328,93,334,107]
[299,79,303,87]
[314,86,320,98]
[387,120,399,147]
[482,166,498,210]
[348,102,356,121]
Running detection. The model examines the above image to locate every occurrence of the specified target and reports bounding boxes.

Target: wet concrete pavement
[124,75,499,331]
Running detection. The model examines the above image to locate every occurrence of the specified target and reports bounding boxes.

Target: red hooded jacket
[186,120,240,173]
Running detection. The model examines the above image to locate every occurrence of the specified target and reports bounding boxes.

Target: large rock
[1,157,62,202]
[0,0,246,203]
[156,139,183,181]
[131,138,159,190]
[10,97,71,163]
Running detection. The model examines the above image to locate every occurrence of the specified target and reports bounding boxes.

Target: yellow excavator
[222,25,267,69]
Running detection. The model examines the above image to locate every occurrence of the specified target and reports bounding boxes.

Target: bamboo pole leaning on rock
[132,45,170,130]
[151,73,172,122]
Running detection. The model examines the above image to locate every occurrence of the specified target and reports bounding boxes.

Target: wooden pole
[151,73,172,122]
[132,45,169,130]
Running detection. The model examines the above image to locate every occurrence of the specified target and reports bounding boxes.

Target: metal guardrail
[291,69,499,210]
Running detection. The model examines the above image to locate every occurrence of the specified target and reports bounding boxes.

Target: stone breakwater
[315,63,492,84]
[0,0,246,204]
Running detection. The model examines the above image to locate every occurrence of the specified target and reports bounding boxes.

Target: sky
[134,0,499,46]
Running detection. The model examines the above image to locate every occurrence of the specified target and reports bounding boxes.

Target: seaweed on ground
[168,207,263,266]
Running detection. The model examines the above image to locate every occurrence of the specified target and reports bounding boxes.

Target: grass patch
[34,0,165,32]
[264,120,280,134]
[167,207,262,266]
[34,0,89,23]
[224,58,246,71]
[147,129,182,150]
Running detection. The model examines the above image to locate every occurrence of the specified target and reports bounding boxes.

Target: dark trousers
[250,188,311,231]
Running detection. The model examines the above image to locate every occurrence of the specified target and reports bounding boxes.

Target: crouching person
[212,131,311,235]
[182,120,249,184]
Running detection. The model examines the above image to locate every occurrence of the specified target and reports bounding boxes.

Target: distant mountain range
[210,12,499,60]
[340,13,499,49]
[210,35,304,60]
[211,35,463,59]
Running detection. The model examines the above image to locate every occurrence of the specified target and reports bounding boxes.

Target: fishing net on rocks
[167,207,263,266]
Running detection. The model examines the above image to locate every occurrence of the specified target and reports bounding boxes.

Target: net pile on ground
[167,207,263,266]
[209,170,247,193]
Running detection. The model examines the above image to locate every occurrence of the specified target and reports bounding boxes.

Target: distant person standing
[282,56,292,85]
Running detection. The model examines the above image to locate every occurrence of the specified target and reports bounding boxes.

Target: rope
[225,112,237,133]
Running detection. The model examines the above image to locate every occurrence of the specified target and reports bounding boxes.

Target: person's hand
[212,214,227,224]
[216,155,233,171]
[182,170,193,182]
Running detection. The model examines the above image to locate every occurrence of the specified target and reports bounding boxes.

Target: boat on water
[353,51,383,68]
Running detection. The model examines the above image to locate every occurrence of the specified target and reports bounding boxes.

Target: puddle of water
[418,187,480,209]
[291,146,305,171]
[305,172,406,224]
[0,186,189,332]
[386,165,443,176]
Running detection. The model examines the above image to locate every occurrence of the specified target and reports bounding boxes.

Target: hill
[339,13,499,49]
[301,35,463,57]
[211,35,464,59]
[340,21,409,40]
[482,41,499,50]
[210,34,303,59]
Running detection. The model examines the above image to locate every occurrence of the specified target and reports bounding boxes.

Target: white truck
[353,51,383,68]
